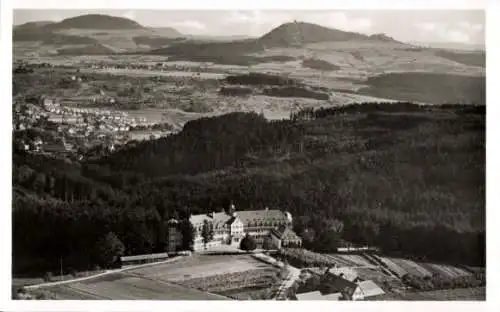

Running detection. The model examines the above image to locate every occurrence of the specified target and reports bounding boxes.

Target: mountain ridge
[258,21,401,46]
[45,14,145,30]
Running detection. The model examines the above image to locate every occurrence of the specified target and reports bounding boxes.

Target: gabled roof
[358,280,385,298]
[225,216,243,226]
[189,211,231,228]
[236,209,288,225]
[318,272,358,296]
[296,291,342,300]
[270,226,302,242]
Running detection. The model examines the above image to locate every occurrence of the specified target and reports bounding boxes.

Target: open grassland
[326,254,374,267]
[373,255,472,279]
[387,258,433,277]
[126,254,272,282]
[35,272,228,300]
[435,50,485,68]
[22,254,275,300]
[255,42,484,76]
[357,72,485,104]
[421,263,472,278]
[368,286,485,301]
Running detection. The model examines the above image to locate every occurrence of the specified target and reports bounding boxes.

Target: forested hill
[12,102,485,275]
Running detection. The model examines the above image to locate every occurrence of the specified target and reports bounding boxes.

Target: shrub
[95,232,125,268]
[219,86,253,96]
[34,290,57,300]
[240,234,257,252]
[43,271,53,282]
[302,59,340,71]
[263,86,330,100]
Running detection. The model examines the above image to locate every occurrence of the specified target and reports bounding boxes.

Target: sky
[13,9,485,44]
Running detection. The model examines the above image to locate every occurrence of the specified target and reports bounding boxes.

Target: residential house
[316,272,365,301]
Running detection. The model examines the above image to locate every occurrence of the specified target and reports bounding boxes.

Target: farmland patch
[367,286,485,301]
[126,254,272,282]
[178,267,282,299]
[40,273,228,300]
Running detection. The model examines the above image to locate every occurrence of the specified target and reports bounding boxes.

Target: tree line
[12,102,485,276]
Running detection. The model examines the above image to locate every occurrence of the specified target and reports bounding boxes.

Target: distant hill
[57,43,117,55]
[190,35,254,41]
[409,41,485,52]
[368,33,399,43]
[14,21,55,31]
[133,36,187,49]
[145,21,403,65]
[150,27,184,37]
[46,14,145,30]
[435,50,485,68]
[13,26,97,45]
[148,38,265,64]
[258,21,401,47]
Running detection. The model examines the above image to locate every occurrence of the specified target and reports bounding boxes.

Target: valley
[11,11,486,302]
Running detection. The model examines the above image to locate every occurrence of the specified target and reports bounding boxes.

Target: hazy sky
[13,9,485,44]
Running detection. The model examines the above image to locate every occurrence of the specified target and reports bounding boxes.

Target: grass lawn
[368,286,485,301]
[32,272,228,300]
[126,254,272,282]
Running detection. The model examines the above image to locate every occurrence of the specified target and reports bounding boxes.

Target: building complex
[167,204,302,252]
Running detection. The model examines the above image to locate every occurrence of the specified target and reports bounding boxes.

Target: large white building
[167,204,299,252]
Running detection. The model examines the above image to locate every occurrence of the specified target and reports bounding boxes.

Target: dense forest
[12,102,485,275]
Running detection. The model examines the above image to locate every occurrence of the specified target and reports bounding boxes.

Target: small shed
[296,291,342,301]
[120,252,169,267]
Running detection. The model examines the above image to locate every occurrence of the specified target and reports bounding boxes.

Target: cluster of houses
[167,204,303,252]
[13,94,174,157]
[13,103,47,132]
[295,267,386,301]
[84,61,220,74]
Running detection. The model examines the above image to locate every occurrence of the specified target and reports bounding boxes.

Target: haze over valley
[12,10,485,302]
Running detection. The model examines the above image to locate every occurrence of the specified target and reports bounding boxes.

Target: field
[353,267,405,292]
[387,258,432,277]
[38,272,228,300]
[27,254,277,300]
[14,40,485,134]
[126,254,272,282]
[368,286,485,301]
[421,263,472,278]
[326,254,375,267]
[374,255,473,279]
[178,268,283,299]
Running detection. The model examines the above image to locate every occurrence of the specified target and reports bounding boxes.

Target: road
[275,265,301,300]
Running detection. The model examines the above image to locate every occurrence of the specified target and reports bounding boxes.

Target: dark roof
[120,252,169,262]
[236,209,288,225]
[318,272,358,296]
[270,226,302,242]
